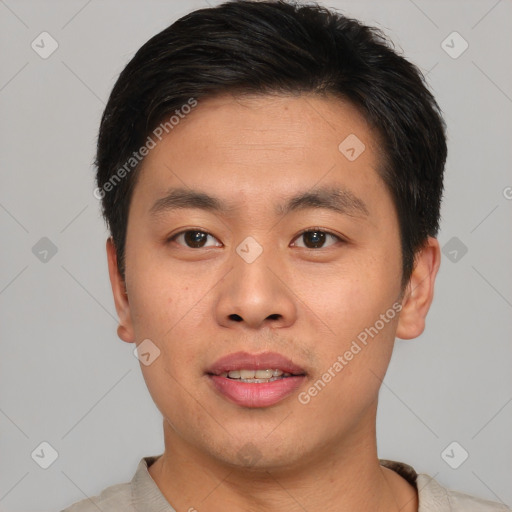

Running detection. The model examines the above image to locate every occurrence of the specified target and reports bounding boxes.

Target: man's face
[116,93,405,469]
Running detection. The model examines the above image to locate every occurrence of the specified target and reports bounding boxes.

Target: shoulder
[417,473,511,511]
[60,481,132,512]
[60,454,163,512]
[380,460,510,511]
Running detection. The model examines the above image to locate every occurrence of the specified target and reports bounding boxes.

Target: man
[63,0,509,510]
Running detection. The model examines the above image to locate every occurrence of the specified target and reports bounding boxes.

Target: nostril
[229,314,243,322]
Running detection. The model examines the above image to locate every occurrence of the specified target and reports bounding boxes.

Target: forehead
[133,92,387,216]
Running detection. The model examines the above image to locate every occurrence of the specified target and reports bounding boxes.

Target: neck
[148,406,417,512]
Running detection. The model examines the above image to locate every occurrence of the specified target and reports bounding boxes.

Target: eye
[291,229,343,249]
[169,230,222,248]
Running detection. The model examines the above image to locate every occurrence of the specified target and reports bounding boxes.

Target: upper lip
[206,351,306,376]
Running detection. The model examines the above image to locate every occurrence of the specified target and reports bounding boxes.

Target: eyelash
[167,228,345,249]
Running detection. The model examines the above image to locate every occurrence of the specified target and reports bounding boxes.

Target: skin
[107,93,440,512]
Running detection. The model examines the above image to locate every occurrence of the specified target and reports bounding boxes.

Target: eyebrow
[149,186,369,219]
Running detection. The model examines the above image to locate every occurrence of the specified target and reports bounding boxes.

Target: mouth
[205,351,307,408]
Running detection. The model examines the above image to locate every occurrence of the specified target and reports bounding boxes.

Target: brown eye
[293,230,341,249]
[171,230,221,248]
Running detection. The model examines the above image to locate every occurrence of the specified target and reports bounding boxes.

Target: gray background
[1,0,511,510]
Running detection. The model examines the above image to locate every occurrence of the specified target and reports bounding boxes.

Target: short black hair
[95,0,447,286]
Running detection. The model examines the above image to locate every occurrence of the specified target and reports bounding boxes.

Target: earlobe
[106,237,135,344]
[395,237,441,340]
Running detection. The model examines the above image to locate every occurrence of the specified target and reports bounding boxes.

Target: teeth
[218,369,294,381]
[240,377,278,383]
[255,369,273,379]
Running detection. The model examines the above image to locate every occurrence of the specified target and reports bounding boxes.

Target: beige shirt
[61,455,510,511]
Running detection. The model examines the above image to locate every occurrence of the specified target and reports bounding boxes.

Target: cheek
[127,251,207,341]
[298,315,397,431]
[295,250,400,407]
[297,251,400,336]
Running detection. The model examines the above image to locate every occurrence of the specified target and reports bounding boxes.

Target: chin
[210,438,306,472]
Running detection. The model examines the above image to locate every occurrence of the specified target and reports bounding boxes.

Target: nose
[214,242,297,330]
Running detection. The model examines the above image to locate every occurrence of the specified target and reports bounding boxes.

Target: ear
[106,237,135,343]
[396,237,441,340]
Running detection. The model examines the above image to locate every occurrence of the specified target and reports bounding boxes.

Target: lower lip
[208,375,305,408]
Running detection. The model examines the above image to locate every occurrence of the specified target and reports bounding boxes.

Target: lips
[206,351,307,408]
[206,351,306,376]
